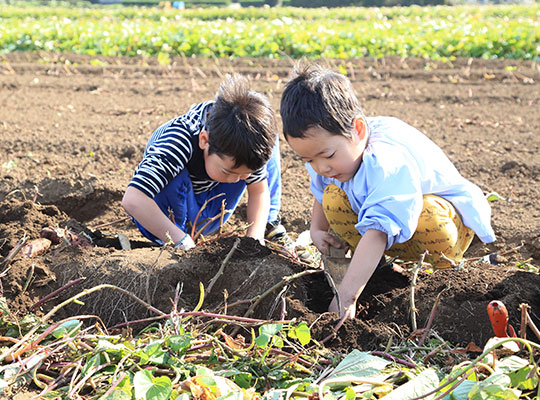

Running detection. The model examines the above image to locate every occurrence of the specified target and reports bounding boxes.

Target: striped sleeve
[129,119,193,198]
[129,101,213,198]
[245,166,267,185]
[129,119,194,198]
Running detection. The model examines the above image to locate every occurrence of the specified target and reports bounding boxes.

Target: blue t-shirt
[308,116,496,249]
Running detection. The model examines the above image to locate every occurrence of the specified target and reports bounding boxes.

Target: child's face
[287,123,367,182]
[204,152,253,183]
[199,129,254,183]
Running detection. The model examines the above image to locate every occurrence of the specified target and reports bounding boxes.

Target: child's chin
[333,174,347,182]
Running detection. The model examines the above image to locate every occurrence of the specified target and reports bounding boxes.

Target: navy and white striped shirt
[129,101,267,198]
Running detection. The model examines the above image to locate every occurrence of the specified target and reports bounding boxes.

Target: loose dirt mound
[1,53,539,351]
[1,198,539,351]
[0,198,307,326]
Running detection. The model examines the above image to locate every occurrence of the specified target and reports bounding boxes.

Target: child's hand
[174,234,196,251]
[310,229,346,256]
[329,294,357,320]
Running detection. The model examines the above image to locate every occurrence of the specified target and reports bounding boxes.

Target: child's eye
[326,152,335,159]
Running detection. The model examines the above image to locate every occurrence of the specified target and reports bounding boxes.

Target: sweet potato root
[20,238,52,258]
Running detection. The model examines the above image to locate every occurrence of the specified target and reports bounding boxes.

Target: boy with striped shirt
[122,74,290,250]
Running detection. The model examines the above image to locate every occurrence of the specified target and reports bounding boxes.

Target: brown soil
[1,52,539,352]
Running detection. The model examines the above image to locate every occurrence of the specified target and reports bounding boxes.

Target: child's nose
[321,163,332,174]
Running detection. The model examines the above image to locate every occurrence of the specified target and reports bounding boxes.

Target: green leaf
[157,52,171,66]
[167,335,191,354]
[208,349,219,364]
[486,192,505,202]
[99,390,131,400]
[380,369,439,399]
[81,354,101,377]
[133,370,172,400]
[344,386,355,400]
[233,372,252,389]
[115,374,133,397]
[195,366,214,377]
[255,323,283,347]
[271,335,284,348]
[288,322,311,346]
[508,365,539,390]
[96,339,130,355]
[260,323,283,336]
[144,341,168,365]
[90,58,107,66]
[494,355,528,374]
[328,350,390,380]
[440,379,475,400]
[51,319,80,338]
[216,392,243,400]
[2,160,17,169]
[254,334,271,347]
[468,373,520,400]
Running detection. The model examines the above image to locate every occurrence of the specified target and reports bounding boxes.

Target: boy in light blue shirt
[280,62,495,320]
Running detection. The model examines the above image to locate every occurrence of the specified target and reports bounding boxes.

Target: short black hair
[207,74,277,171]
[280,61,364,140]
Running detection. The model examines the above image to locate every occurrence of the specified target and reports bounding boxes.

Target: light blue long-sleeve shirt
[308,116,496,250]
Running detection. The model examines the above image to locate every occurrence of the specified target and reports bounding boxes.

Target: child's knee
[405,195,474,266]
[418,195,459,236]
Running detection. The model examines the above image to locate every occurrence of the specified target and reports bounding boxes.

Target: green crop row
[1,4,538,22]
[0,4,538,60]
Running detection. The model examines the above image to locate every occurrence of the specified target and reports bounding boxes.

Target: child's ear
[199,130,210,150]
[353,116,367,141]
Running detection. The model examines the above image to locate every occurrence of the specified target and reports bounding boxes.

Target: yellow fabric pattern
[322,184,474,268]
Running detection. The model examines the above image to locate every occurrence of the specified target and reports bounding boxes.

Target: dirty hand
[174,234,196,251]
[310,229,346,256]
[329,295,357,320]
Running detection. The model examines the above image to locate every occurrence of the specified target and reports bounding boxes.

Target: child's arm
[246,180,270,241]
[310,200,347,255]
[329,229,387,319]
[122,186,193,247]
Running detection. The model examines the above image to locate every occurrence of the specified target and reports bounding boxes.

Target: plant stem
[371,351,417,368]
[31,277,86,310]
[419,284,448,345]
[206,237,240,295]
[410,251,427,332]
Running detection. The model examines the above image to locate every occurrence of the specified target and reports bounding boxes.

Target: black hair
[207,74,277,171]
[280,61,364,140]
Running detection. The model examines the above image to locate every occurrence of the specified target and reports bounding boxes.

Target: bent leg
[386,195,474,267]
[321,186,474,268]
[266,138,282,223]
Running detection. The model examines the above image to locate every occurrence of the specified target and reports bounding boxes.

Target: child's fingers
[319,241,331,255]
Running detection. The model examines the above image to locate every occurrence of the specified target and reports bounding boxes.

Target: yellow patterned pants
[322,184,474,268]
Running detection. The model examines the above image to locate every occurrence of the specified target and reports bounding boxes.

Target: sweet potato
[487,300,516,338]
[20,238,52,258]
